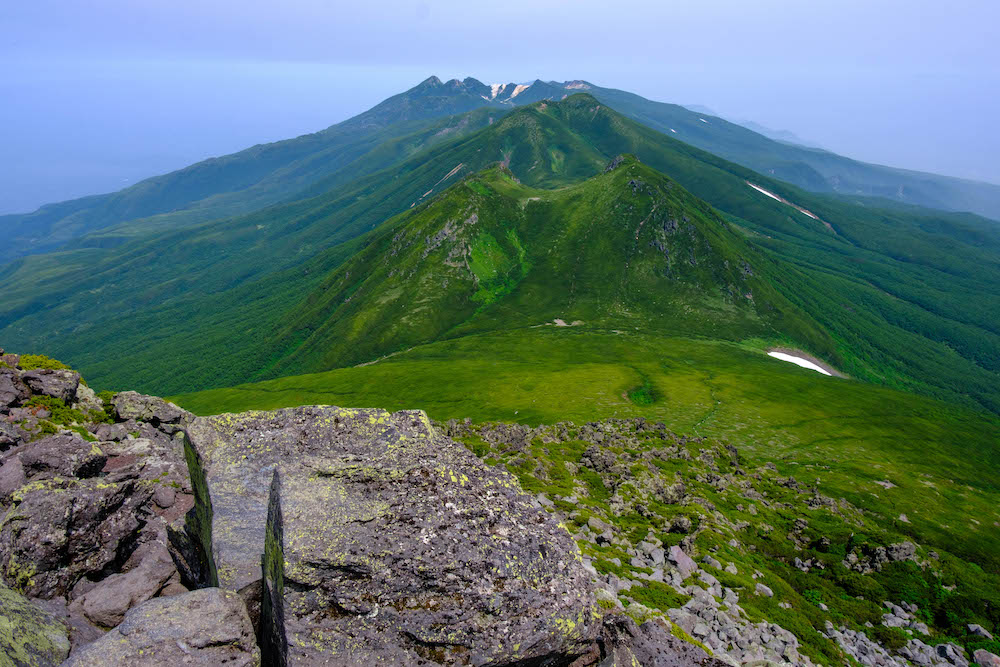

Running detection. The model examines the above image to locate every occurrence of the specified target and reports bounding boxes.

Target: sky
[2,0,998,214]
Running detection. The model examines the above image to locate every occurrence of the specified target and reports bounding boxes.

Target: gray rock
[0,581,71,666]
[0,368,31,413]
[185,406,601,665]
[63,588,259,666]
[755,583,774,597]
[974,649,1000,667]
[111,392,191,433]
[969,623,994,640]
[76,541,178,628]
[584,614,731,666]
[21,369,80,404]
[668,545,698,579]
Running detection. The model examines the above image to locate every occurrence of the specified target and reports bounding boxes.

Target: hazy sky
[2,0,997,214]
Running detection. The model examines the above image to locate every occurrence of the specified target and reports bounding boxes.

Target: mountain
[2,94,998,414]
[5,75,999,270]
[263,157,831,378]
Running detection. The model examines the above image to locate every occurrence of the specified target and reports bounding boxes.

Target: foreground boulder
[0,582,71,666]
[186,406,602,665]
[62,587,259,666]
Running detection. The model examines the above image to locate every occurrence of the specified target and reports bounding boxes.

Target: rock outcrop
[185,406,602,665]
[0,354,195,653]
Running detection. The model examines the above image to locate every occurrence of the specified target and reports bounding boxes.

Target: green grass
[173,327,1000,573]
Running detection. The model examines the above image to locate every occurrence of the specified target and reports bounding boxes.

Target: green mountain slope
[0,77,512,264]
[2,95,998,412]
[266,158,832,378]
[6,75,998,270]
[569,81,1000,222]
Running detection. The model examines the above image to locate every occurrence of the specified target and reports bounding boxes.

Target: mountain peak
[416,75,443,88]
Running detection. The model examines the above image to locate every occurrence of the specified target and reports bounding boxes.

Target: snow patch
[747,182,783,202]
[767,351,832,376]
[489,83,503,99]
[511,84,531,98]
[670,128,677,133]
[746,182,829,227]
[699,118,708,123]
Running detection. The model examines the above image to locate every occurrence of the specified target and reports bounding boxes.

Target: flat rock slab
[62,587,259,666]
[186,406,599,665]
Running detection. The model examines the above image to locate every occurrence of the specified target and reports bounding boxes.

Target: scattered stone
[668,545,698,580]
[755,583,774,597]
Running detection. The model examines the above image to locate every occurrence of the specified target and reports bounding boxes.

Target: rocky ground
[1,350,997,666]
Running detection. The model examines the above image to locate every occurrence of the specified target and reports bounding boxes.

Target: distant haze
[2,0,997,214]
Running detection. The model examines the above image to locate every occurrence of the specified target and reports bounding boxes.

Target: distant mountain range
[2,76,999,268]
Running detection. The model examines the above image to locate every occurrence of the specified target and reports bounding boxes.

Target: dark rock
[604,154,626,172]
[62,588,259,666]
[0,581,71,666]
[1,353,20,368]
[21,369,80,404]
[19,434,107,479]
[669,515,693,533]
[887,541,918,562]
[112,391,192,433]
[582,444,617,473]
[259,470,288,667]
[0,420,28,451]
[185,406,601,665]
[0,368,30,412]
[0,475,152,598]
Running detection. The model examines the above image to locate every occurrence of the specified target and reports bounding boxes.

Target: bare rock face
[62,588,260,667]
[185,406,602,665]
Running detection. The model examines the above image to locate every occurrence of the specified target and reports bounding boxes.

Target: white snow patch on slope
[670,128,677,133]
[746,182,828,227]
[699,118,708,123]
[767,352,832,376]
[747,182,783,202]
[511,84,531,98]
[489,83,502,99]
